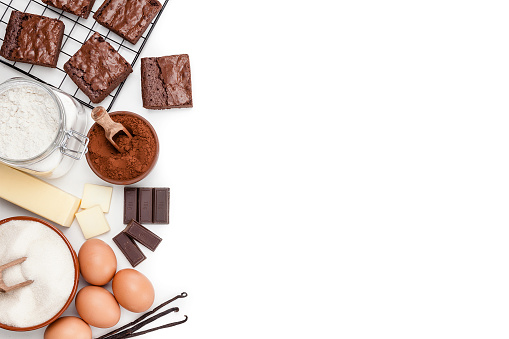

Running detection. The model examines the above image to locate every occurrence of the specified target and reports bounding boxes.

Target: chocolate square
[137,188,153,223]
[0,11,64,68]
[63,32,133,103]
[124,219,162,251]
[141,55,193,110]
[113,231,146,267]
[153,187,169,224]
[124,187,138,224]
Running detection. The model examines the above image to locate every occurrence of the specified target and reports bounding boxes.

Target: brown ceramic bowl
[85,111,160,185]
[0,216,80,332]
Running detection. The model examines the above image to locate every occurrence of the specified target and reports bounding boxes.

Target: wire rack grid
[0,0,168,111]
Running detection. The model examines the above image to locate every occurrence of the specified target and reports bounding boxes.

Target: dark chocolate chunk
[113,231,146,267]
[138,188,153,223]
[0,11,64,68]
[63,32,133,103]
[124,220,162,251]
[141,55,193,110]
[124,187,138,224]
[153,187,169,224]
[93,0,162,45]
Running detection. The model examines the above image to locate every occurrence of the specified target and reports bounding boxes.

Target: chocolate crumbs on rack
[96,292,188,339]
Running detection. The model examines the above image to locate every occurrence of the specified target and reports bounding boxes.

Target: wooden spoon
[0,257,34,293]
[91,106,133,152]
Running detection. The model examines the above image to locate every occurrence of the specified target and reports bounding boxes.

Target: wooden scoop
[0,257,33,293]
[91,106,133,152]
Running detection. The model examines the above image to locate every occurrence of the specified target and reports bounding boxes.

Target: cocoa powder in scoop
[87,114,157,181]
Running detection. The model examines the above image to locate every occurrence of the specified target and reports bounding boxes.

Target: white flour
[0,85,60,160]
[0,220,75,327]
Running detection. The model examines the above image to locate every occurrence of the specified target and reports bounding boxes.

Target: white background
[1,0,509,338]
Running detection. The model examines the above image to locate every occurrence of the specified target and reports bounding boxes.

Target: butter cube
[81,184,113,213]
[75,205,110,239]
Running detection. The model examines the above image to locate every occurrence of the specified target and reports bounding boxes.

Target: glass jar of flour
[0,77,88,179]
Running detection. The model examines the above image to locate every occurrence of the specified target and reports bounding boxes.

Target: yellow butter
[0,163,81,227]
[75,205,110,239]
[81,183,113,213]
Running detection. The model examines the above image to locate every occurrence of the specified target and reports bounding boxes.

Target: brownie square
[0,11,64,68]
[141,55,193,109]
[41,0,96,19]
[64,32,133,103]
[93,0,162,45]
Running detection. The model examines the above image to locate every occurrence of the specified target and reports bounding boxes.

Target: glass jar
[0,77,88,179]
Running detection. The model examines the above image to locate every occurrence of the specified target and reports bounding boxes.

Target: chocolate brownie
[0,11,64,68]
[93,0,162,45]
[42,0,96,19]
[141,55,193,109]
[64,32,133,103]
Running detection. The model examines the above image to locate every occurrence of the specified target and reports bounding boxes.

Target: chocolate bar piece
[124,187,138,224]
[124,186,170,223]
[138,188,153,223]
[113,232,146,267]
[124,220,162,251]
[153,187,169,224]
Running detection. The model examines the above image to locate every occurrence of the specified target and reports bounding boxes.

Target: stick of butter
[0,163,81,227]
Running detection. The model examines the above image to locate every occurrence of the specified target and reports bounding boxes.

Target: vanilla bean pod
[96,292,188,339]
[122,316,188,338]
[101,307,179,339]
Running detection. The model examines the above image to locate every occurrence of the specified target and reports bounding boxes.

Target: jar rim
[0,77,66,164]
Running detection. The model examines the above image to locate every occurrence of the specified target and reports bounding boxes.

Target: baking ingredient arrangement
[0,0,192,336]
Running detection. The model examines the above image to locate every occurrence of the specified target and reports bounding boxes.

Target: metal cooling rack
[0,0,168,110]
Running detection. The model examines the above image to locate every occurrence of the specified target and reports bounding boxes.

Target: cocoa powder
[87,113,157,181]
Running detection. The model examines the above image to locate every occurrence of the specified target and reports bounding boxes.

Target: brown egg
[78,239,117,285]
[44,316,92,339]
[75,286,121,328]
[112,269,155,313]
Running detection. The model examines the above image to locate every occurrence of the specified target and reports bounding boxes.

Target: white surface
[2,0,509,338]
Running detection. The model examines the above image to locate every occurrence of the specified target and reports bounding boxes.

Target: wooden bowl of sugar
[0,216,79,331]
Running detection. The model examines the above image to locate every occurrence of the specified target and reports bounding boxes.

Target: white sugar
[0,220,75,328]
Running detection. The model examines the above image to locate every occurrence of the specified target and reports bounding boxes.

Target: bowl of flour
[0,77,89,178]
[0,216,79,331]
[0,80,61,161]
